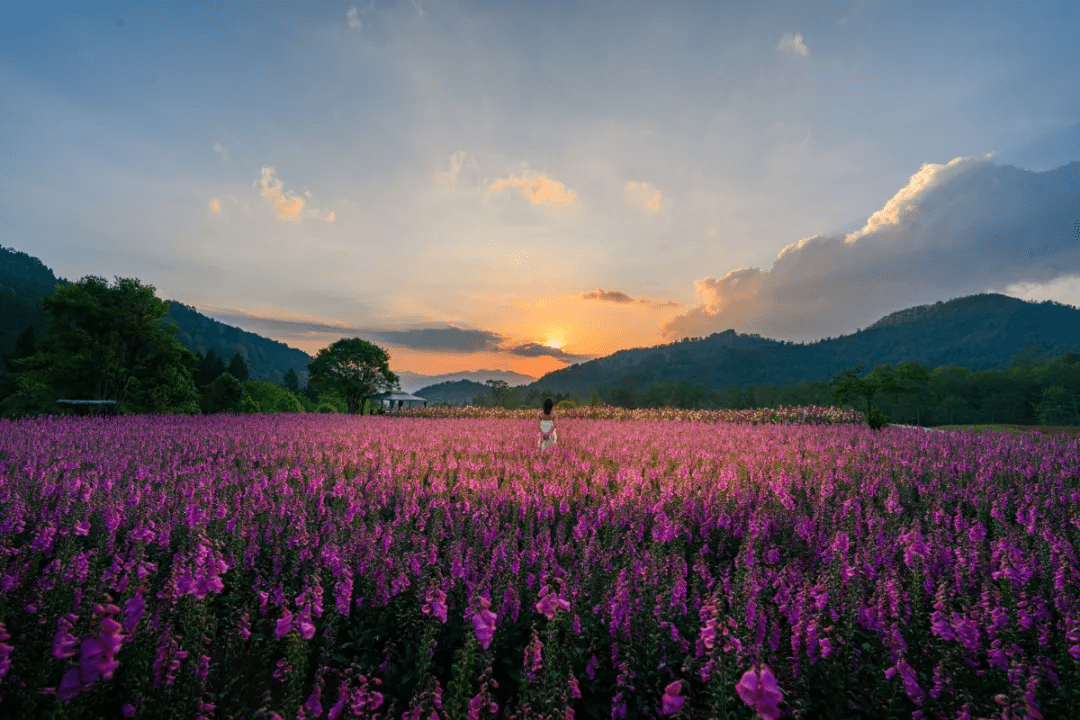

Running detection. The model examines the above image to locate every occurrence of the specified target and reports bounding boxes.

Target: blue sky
[3,1,1079,376]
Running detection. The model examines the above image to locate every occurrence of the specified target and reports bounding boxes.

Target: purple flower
[123,592,146,635]
[423,587,448,623]
[535,585,571,620]
[297,605,316,641]
[735,664,783,720]
[661,680,685,714]
[471,597,497,650]
[275,608,294,639]
[57,667,83,702]
[304,685,323,716]
[524,633,544,673]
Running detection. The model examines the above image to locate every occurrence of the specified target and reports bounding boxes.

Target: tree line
[4,274,1076,426]
[0,276,399,418]
[586,351,1080,427]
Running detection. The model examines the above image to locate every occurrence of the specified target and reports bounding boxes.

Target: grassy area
[935,423,1080,436]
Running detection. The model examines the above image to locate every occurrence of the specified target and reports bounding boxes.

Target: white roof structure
[370,391,428,408]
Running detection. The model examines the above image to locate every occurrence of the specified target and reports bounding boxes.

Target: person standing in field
[539,398,557,450]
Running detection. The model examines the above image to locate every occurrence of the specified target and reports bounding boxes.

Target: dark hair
[543,398,554,414]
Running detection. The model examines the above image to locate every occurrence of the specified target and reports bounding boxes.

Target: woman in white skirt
[538,397,557,450]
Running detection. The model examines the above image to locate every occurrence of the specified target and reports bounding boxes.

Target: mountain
[413,380,489,405]
[163,302,312,387]
[0,245,312,385]
[0,247,61,371]
[396,369,536,394]
[528,293,1080,399]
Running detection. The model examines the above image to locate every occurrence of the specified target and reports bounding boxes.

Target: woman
[538,398,557,450]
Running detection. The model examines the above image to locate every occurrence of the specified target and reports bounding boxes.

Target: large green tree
[307,338,398,414]
[12,275,199,414]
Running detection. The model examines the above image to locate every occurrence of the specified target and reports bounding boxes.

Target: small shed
[55,399,118,416]
[370,391,428,411]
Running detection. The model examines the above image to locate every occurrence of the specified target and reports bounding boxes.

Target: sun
[544,338,563,349]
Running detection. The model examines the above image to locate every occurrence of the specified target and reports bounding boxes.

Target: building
[369,391,428,410]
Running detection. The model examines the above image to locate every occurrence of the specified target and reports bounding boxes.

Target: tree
[831,365,888,429]
[228,351,250,382]
[307,338,398,414]
[194,348,226,390]
[282,367,300,393]
[201,372,244,414]
[485,379,510,402]
[13,276,198,414]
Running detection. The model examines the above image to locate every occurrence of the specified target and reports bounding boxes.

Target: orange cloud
[624,181,662,213]
[207,198,222,214]
[488,172,577,207]
[258,166,305,221]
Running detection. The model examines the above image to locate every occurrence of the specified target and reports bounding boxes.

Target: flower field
[0,413,1078,719]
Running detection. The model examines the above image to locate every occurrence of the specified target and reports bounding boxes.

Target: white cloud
[624,181,663,213]
[347,6,361,30]
[777,32,808,56]
[439,150,479,187]
[662,156,1080,342]
[255,166,336,223]
[487,171,578,208]
[213,142,229,162]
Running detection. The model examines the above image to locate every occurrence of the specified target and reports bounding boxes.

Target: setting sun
[544,339,563,349]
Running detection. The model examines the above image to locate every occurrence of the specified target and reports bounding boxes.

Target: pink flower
[735,664,783,720]
[57,667,83,702]
[471,597,497,650]
[297,605,316,640]
[275,608,294,639]
[423,587,449,624]
[535,585,571,620]
[661,680,685,714]
[304,685,323,716]
[524,633,544,673]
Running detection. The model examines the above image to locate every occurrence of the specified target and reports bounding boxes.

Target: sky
[3,1,1080,379]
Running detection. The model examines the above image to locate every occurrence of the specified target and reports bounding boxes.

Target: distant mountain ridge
[396,369,535,394]
[526,293,1080,399]
[6,246,1080,401]
[412,380,490,405]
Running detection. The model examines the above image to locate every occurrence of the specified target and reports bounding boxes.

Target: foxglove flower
[661,680,685,714]
[535,585,571,620]
[471,596,497,650]
[735,664,783,720]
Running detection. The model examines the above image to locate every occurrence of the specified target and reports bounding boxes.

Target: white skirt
[539,428,557,450]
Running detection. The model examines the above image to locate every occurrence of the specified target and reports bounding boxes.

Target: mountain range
[521,293,1080,400]
[396,369,535,394]
[4,245,1080,401]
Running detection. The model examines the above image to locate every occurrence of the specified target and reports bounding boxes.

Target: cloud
[347,6,361,30]
[583,288,637,303]
[439,149,478,187]
[582,288,680,308]
[257,166,305,221]
[487,172,578,207]
[254,166,335,222]
[661,156,1080,342]
[507,342,593,362]
[624,181,663,213]
[207,198,222,214]
[777,32,808,56]
[369,326,506,353]
[213,142,229,162]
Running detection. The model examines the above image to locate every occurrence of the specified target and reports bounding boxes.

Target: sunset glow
[2,1,1077,384]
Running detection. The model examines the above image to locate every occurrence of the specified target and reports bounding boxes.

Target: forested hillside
[0,245,311,385]
[531,293,1080,399]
